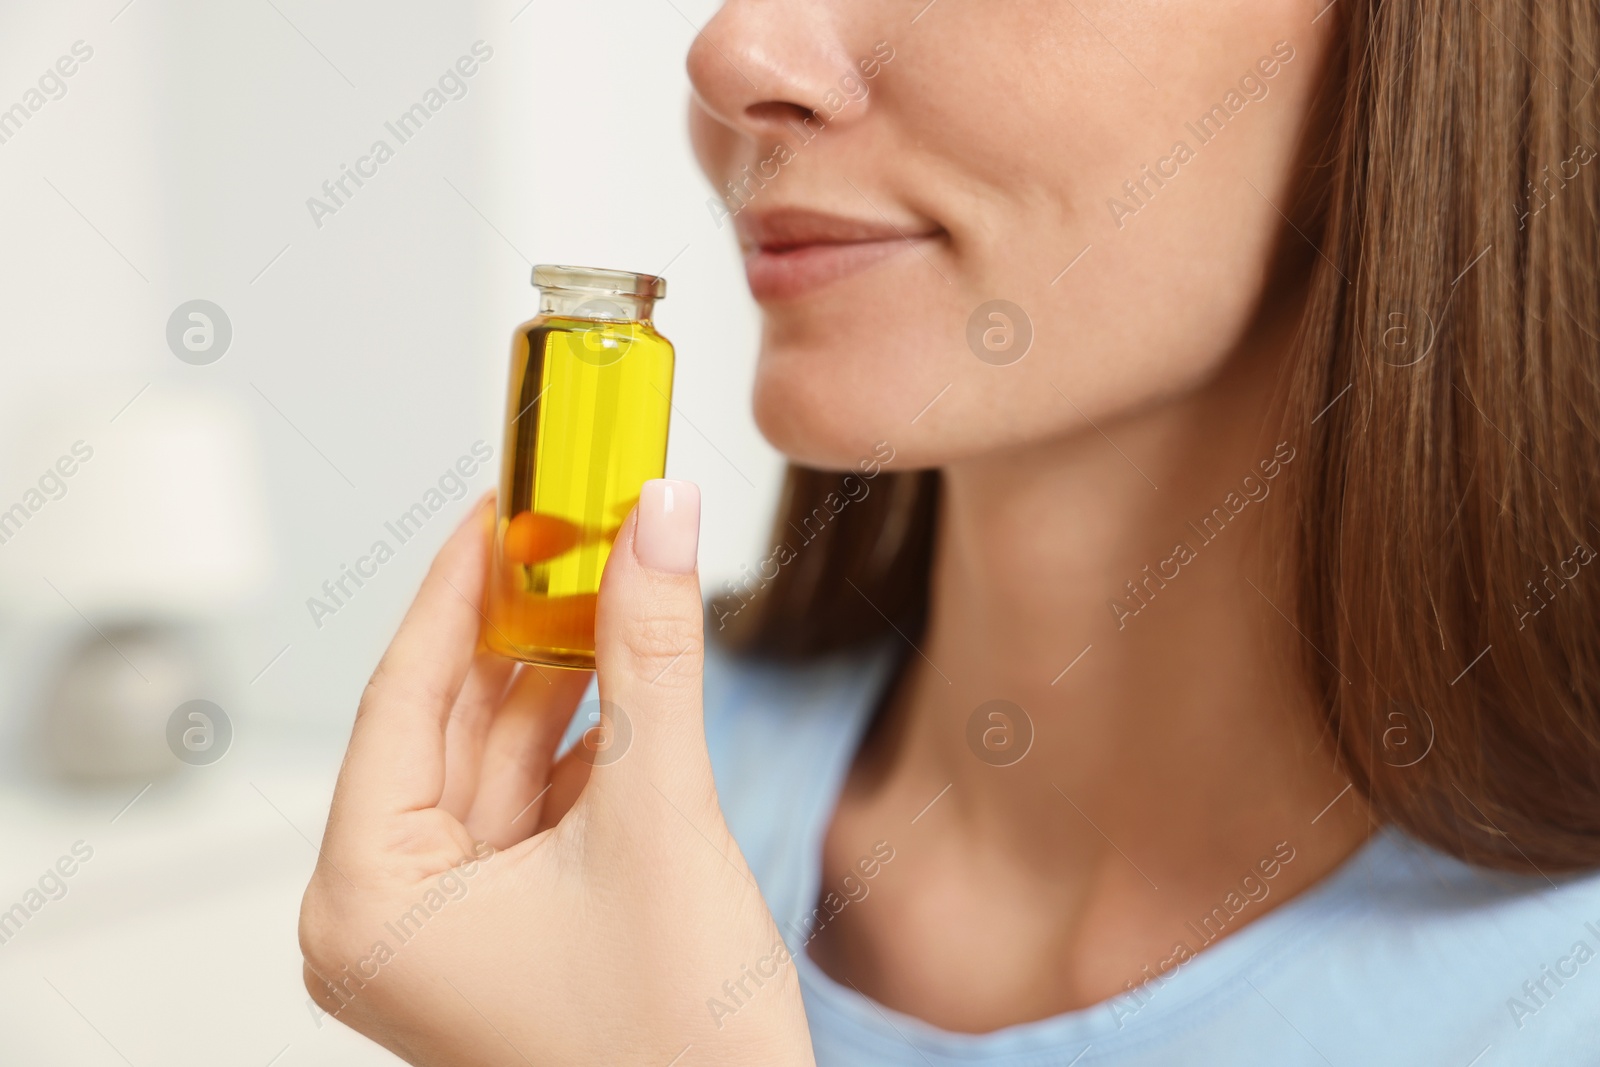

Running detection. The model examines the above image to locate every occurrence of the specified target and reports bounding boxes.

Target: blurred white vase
[44,622,207,781]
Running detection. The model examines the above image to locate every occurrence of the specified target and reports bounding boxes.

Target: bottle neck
[540,287,655,323]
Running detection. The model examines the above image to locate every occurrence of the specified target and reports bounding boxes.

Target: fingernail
[634,480,700,574]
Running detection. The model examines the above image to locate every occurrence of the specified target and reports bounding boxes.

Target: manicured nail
[634,480,700,574]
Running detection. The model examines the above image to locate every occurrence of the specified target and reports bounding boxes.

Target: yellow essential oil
[483,265,674,669]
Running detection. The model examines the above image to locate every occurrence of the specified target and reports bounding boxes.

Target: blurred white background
[0,0,776,1061]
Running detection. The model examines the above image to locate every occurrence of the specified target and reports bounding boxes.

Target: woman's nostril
[745,100,817,127]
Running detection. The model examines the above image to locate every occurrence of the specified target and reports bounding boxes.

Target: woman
[298,0,1600,1063]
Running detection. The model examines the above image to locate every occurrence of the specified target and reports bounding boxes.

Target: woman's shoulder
[701,636,895,747]
[1142,829,1600,1065]
[699,638,896,912]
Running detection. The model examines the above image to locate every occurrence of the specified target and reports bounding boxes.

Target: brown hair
[715,0,1600,873]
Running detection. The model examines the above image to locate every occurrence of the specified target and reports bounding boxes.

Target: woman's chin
[752,378,886,472]
[752,393,845,470]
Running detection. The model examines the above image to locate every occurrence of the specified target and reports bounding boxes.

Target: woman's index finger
[337,495,497,822]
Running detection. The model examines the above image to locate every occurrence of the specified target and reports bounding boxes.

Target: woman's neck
[812,306,1372,1030]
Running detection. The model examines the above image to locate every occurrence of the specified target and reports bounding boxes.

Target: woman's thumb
[590,480,710,784]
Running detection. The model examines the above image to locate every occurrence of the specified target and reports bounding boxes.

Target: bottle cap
[532,264,667,300]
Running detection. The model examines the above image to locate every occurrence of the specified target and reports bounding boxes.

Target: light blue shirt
[697,639,1600,1065]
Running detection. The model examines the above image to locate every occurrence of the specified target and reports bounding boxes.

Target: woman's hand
[298,482,815,1067]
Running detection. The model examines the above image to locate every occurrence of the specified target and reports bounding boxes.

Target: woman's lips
[736,208,942,302]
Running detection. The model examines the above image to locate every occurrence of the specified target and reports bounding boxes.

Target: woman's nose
[686,0,872,140]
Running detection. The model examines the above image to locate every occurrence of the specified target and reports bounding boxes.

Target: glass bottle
[483,265,674,669]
